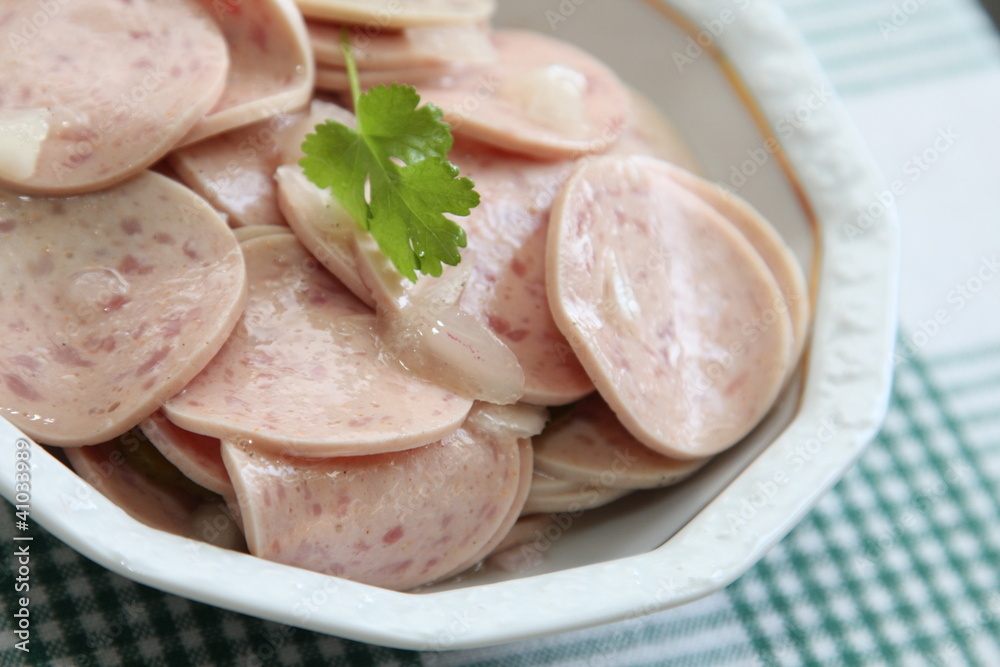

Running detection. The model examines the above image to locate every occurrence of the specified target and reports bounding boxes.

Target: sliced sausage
[163,234,473,456]
[276,99,357,166]
[533,394,710,490]
[233,225,293,243]
[489,513,554,557]
[547,155,793,459]
[140,411,232,496]
[222,402,541,590]
[309,21,496,69]
[65,431,245,550]
[449,140,594,405]
[274,164,375,307]
[656,164,811,367]
[66,437,206,538]
[522,480,630,516]
[610,89,700,173]
[170,112,304,228]
[0,172,247,446]
[180,0,314,146]
[486,513,555,573]
[420,30,632,160]
[434,433,535,581]
[295,0,496,29]
[315,62,461,92]
[0,0,229,195]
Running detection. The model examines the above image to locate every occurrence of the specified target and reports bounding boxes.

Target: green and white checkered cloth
[4,1,1000,665]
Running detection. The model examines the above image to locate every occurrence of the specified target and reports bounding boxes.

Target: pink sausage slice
[434,434,536,582]
[315,62,461,93]
[449,140,594,405]
[656,165,811,367]
[66,438,205,538]
[0,0,229,195]
[0,172,247,446]
[275,164,375,308]
[222,402,541,590]
[533,394,709,490]
[233,225,293,244]
[309,21,496,69]
[180,0,314,146]
[163,234,472,456]
[295,0,496,29]
[420,31,632,160]
[66,435,246,550]
[140,411,232,497]
[169,112,304,228]
[522,480,630,516]
[547,156,793,459]
[610,90,700,173]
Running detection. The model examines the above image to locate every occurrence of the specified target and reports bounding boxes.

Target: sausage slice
[163,234,472,456]
[0,0,229,195]
[533,394,710,490]
[295,0,496,29]
[420,30,632,160]
[0,172,247,446]
[180,0,314,146]
[222,402,541,590]
[547,156,793,459]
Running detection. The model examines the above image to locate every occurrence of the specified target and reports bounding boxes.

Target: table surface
[3,1,1000,666]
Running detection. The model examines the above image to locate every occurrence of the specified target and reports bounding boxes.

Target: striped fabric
[4,1,999,666]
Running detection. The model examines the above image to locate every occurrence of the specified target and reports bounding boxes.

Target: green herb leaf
[299,30,477,281]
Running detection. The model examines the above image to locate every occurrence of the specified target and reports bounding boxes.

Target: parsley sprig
[300,29,478,282]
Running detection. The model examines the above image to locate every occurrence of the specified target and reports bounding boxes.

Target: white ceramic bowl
[0,0,899,650]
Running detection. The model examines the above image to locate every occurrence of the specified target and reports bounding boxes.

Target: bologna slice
[533,394,709,490]
[309,21,496,70]
[180,0,314,146]
[222,402,541,590]
[232,225,293,243]
[163,234,472,456]
[0,171,247,446]
[611,90,700,173]
[656,165,811,366]
[449,140,594,405]
[547,156,793,459]
[141,411,232,497]
[420,31,632,160]
[295,0,495,29]
[170,112,304,228]
[65,432,244,550]
[0,0,229,195]
[434,433,536,581]
[522,480,630,516]
[315,62,459,93]
[274,165,375,307]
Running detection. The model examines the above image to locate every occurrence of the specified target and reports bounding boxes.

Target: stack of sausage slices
[0,0,809,590]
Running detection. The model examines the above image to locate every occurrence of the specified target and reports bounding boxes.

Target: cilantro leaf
[299,30,477,282]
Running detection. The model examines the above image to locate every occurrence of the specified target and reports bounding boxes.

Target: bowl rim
[0,0,900,651]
